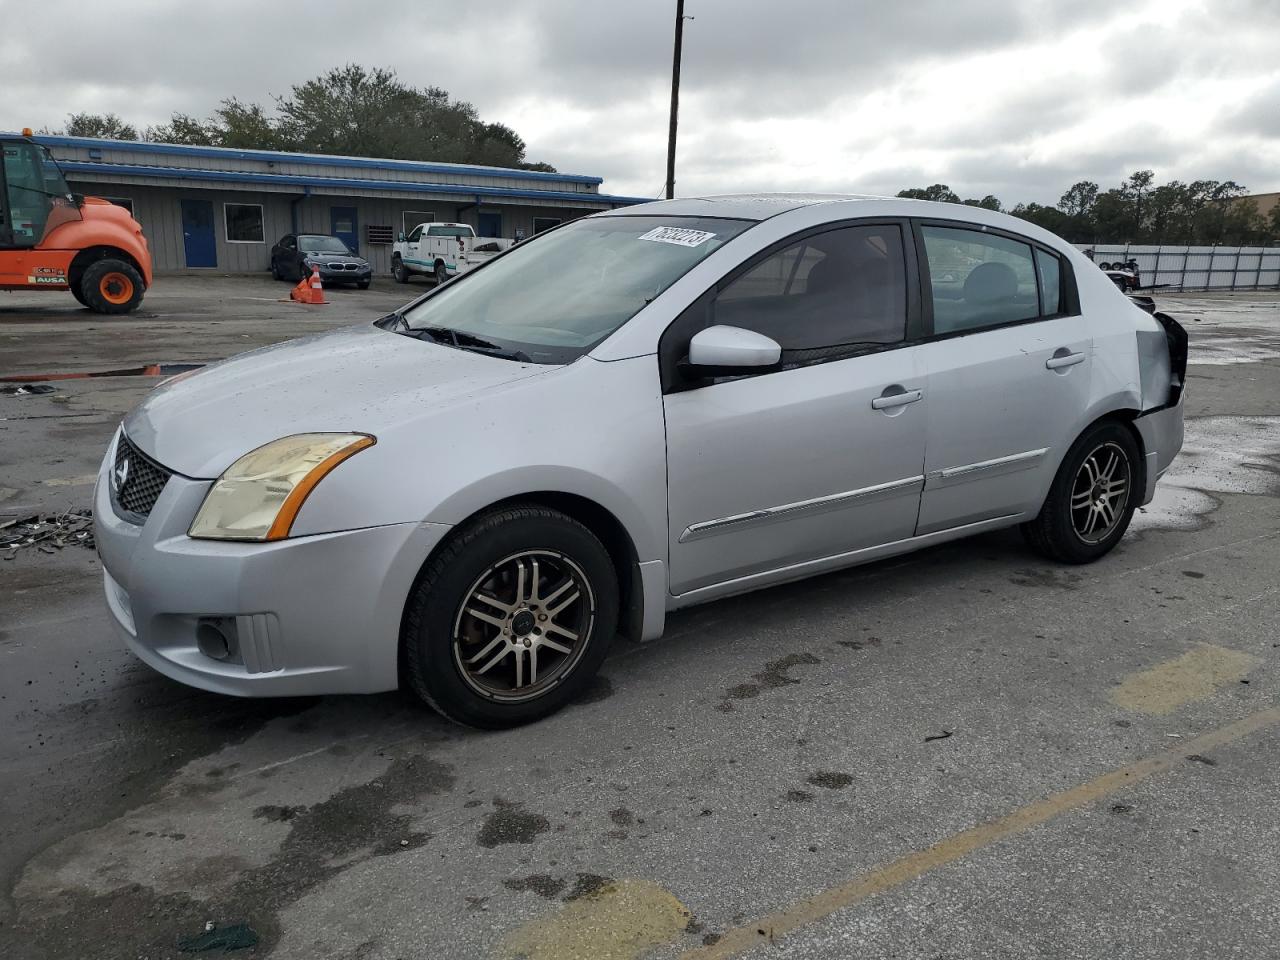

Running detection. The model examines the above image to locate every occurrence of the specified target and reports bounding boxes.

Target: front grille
[113,432,172,520]
[326,262,358,271]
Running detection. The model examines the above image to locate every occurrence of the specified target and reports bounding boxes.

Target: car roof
[598,193,1011,223]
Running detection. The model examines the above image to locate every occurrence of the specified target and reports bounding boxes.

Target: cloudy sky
[4,0,1278,204]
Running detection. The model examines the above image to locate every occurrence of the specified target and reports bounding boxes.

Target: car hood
[123,324,552,478]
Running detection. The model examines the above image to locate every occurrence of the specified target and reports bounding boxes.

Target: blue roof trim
[56,160,648,206]
[30,134,605,186]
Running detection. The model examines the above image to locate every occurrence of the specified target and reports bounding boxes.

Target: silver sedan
[95,195,1186,727]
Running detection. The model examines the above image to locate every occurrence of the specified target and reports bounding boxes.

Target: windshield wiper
[410,325,530,362]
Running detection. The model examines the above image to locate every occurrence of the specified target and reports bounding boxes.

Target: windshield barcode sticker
[638,226,716,247]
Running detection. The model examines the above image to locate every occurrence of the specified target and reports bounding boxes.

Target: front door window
[1,141,79,247]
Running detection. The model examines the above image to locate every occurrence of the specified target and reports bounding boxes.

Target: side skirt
[667,513,1024,612]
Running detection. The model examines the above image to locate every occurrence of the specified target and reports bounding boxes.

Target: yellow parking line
[1110,643,1259,715]
[681,705,1280,959]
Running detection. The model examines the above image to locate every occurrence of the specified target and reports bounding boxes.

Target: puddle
[1132,416,1280,532]
[1187,334,1280,366]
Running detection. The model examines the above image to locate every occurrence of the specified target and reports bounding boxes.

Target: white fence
[1074,244,1280,292]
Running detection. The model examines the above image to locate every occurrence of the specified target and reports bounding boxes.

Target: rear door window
[921,225,1040,334]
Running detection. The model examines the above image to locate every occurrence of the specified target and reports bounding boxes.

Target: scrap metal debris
[0,383,57,396]
[924,730,953,743]
[1,510,94,556]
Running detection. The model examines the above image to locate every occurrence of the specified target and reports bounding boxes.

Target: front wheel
[357,279,371,290]
[81,259,144,314]
[403,506,619,728]
[1022,421,1140,564]
[392,257,409,284]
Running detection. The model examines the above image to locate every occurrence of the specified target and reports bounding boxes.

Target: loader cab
[0,136,81,248]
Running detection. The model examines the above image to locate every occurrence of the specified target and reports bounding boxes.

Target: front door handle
[1045,350,1085,370]
[871,388,924,410]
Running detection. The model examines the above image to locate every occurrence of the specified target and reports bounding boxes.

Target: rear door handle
[1045,351,1085,370]
[871,388,924,410]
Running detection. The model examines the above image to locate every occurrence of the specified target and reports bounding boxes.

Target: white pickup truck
[391,222,514,284]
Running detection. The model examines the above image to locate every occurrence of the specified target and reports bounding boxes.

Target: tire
[1100,262,1114,270]
[1022,421,1141,564]
[69,279,89,307]
[271,260,282,280]
[357,280,371,290]
[434,261,448,285]
[403,505,619,728]
[80,259,144,314]
[392,256,409,284]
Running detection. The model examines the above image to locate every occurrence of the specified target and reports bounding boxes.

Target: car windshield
[398,215,751,363]
[299,236,351,254]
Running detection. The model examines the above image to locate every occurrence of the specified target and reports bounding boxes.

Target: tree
[1123,170,1155,238]
[146,113,217,146]
[1010,202,1069,235]
[1058,181,1099,218]
[42,66,554,169]
[962,195,1002,211]
[65,112,138,140]
[214,99,285,150]
[897,184,960,203]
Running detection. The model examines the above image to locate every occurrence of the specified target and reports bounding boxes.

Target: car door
[913,221,1092,535]
[661,221,929,597]
[404,225,424,270]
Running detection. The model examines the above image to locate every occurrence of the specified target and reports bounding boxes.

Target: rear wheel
[81,259,144,314]
[1022,421,1140,564]
[69,280,89,307]
[392,256,409,284]
[434,261,448,284]
[270,259,283,280]
[403,505,618,728]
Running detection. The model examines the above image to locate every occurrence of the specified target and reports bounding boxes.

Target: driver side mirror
[684,325,782,377]
[397,232,406,243]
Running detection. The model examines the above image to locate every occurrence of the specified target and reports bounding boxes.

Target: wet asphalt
[2,279,1279,959]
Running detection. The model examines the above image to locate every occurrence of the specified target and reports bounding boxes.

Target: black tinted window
[921,226,1041,333]
[712,224,908,364]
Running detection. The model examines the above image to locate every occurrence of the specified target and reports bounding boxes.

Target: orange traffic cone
[290,266,326,305]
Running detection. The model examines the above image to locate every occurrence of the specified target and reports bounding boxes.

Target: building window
[224,203,265,243]
[533,217,562,234]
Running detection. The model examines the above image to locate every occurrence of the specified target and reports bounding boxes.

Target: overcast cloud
[3,0,1278,204]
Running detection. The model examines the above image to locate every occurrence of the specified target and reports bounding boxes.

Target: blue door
[477,211,502,237]
[330,206,358,254]
[180,199,217,268]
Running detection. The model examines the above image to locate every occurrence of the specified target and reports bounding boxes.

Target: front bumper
[1135,396,1185,506]
[315,267,371,283]
[94,450,450,696]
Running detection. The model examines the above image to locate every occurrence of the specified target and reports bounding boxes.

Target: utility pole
[665,0,687,200]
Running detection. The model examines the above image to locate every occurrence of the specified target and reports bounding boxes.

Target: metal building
[33,135,648,275]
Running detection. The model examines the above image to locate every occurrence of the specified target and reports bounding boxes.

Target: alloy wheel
[452,550,595,702]
[1070,441,1131,543]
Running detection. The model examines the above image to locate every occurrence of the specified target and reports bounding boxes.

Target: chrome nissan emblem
[112,457,130,493]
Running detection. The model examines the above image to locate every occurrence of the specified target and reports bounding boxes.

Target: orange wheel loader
[1,131,152,313]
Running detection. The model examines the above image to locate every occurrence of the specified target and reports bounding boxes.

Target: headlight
[189,433,375,541]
